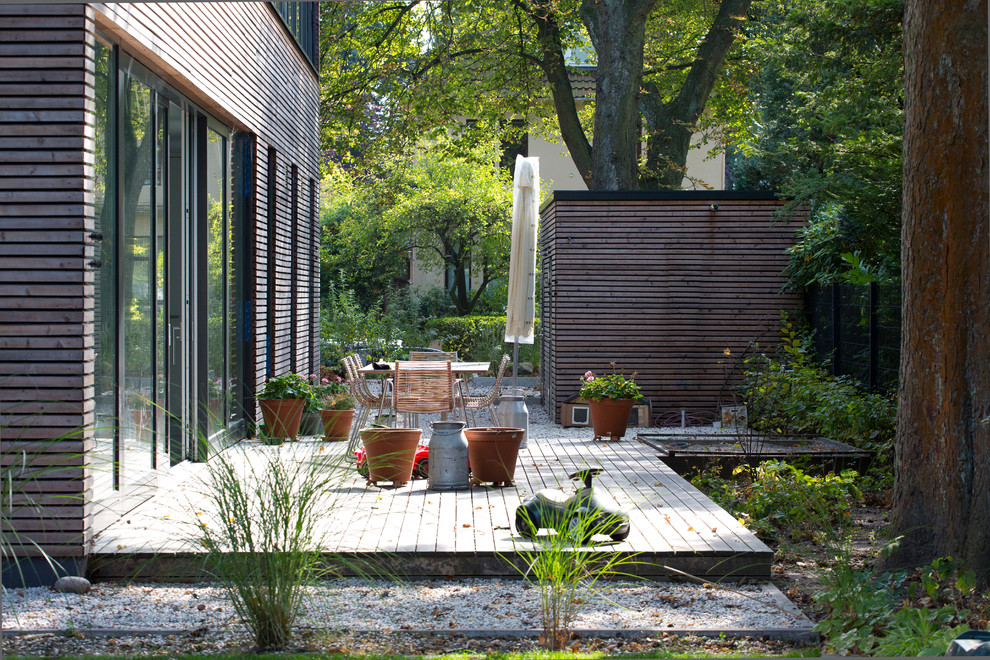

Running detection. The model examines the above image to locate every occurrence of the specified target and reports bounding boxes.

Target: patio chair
[463,353,511,426]
[342,354,393,450]
[391,360,467,427]
[408,351,458,362]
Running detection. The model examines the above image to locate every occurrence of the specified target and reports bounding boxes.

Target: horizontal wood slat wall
[0,3,319,573]
[539,193,803,423]
[0,5,93,566]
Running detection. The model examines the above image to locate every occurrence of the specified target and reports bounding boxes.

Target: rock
[517,361,534,375]
[53,576,91,594]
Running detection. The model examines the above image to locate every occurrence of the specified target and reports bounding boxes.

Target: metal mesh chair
[391,360,467,427]
[463,354,510,426]
[342,354,392,449]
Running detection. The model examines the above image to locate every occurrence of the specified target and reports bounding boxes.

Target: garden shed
[539,191,804,423]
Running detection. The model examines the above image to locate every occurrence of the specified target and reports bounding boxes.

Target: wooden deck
[88,427,772,582]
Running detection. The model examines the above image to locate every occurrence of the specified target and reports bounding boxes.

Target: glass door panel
[119,68,156,493]
[92,38,115,499]
[205,129,226,436]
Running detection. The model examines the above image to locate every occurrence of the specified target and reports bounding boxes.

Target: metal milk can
[497,388,529,448]
[427,420,470,490]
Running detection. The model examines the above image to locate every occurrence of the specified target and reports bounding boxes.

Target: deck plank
[89,423,774,581]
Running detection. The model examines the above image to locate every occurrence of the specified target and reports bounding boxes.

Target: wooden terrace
[88,416,772,582]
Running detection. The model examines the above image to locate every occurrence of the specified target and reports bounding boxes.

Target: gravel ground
[2,577,812,657]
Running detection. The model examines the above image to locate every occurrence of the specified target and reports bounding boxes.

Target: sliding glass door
[91,43,245,517]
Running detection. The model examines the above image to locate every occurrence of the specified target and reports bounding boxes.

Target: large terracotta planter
[588,398,636,440]
[259,398,306,442]
[359,427,422,486]
[319,409,355,442]
[465,427,524,487]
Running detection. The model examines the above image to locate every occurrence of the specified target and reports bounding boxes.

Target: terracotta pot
[588,398,636,440]
[359,427,422,486]
[259,398,306,441]
[319,409,355,442]
[464,427,524,486]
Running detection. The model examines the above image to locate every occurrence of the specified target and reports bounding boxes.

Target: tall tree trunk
[639,0,752,189]
[887,0,989,582]
[580,0,657,190]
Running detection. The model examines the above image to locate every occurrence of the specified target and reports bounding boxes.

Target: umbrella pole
[512,340,519,390]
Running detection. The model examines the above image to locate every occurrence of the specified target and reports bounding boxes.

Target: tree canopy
[321,140,513,315]
[725,0,903,287]
[319,0,753,190]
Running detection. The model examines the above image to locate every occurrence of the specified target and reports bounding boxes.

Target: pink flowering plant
[308,372,354,412]
[579,363,641,401]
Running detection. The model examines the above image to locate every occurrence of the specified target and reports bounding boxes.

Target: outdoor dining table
[357,361,491,424]
[357,361,491,376]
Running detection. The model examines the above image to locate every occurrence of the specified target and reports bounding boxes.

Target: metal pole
[512,340,519,390]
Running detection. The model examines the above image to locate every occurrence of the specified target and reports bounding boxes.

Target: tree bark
[531,0,594,188]
[639,0,752,189]
[888,0,989,582]
[580,0,658,190]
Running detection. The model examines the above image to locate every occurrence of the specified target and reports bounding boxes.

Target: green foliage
[257,373,311,401]
[321,140,513,316]
[307,373,350,413]
[578,368,641,402]
[813,549,975,656]
[425,316,504,362]
[725,0,903,286]
[195,445,349,651]
[691,461,860,543]
[321,284,435,364]
[873,606,970,657]
[740,324,896,478]
[812,541,904,655]
[320,1,749,189]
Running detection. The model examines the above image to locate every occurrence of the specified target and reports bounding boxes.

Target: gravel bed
[3,578,807,634]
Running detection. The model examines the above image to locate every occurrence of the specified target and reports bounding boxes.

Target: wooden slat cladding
[0,3,320,574]
[539,193,803,423]
[0,5,94,564]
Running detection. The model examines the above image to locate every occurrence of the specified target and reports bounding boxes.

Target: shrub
[257,373,311,400]
[691,460,861,543]
[426,315,542,366]
[741,352,896,486]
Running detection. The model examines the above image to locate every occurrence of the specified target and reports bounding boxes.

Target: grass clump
[195,443,348,651]
[510,504,641,651]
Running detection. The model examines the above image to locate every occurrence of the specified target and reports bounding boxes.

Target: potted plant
[464,427,524,486]
[257,373,310,443]
[579,365,641,441]
[317,374,356,442]
[358,426,422,486]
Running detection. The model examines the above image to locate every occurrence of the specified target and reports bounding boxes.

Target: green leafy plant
[741,327,896,485]
[873,606,970,657]
[194,443,349,651]
[257,373,311,401]
[691,461,860,543]
[509,507,642,650]
[812,539,905,655]
[579,365,641,401]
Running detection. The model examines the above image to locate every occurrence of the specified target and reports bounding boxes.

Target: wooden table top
[357,361,491,375]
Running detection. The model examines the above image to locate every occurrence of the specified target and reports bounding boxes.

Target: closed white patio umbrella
[504,155,540,387]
